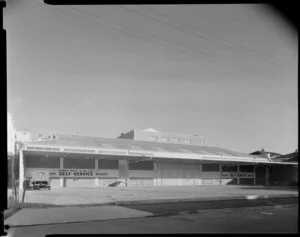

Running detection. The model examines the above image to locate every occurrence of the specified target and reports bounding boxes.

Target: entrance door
[119,160,129,179]
[255,166,266,185]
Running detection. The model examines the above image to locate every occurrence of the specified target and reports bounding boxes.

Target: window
[202,164,220,172]
[64,158,94,169]
[129,161,154,170]
[239,165,254,172]
[26,156,60,168]
[222,165,238,172]
[98,159,119,170]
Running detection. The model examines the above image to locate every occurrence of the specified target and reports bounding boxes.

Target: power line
[29,1,197,55]
[71,6,283,81]
[67,5,201,53]
[117,5,285,81]
[30,1,282,81]
[136,5,295,71]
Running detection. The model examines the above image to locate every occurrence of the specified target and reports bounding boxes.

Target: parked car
[31,180,51,190]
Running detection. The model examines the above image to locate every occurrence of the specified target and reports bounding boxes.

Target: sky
[5,1,298,154]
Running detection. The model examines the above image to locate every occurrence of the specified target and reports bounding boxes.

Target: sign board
[222,172,254,178]
[48,169,112,177]
[49,169,94,177]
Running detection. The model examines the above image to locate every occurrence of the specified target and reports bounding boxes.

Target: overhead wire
[30,0,283,81]
[28,0,202,55]
[135,5,295,71]
[116,5,285,81]
[69,6,284,81]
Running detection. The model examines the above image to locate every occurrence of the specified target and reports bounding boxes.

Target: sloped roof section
[272,151,298,163]
[142,128,159,132]
[26,134,258,159]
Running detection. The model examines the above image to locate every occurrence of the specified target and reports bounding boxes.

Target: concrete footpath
[5,206,153,227]
[4,185,298,227]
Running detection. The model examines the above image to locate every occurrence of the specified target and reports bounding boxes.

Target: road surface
[5,204,298,236]
[121,197,298,215]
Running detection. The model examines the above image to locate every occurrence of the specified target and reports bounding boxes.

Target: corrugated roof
[272,151,298,163]
[26,134,257,159]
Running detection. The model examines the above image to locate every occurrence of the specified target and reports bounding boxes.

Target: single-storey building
[18,134,298,191]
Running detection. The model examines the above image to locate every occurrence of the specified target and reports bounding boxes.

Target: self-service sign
[50,169,94,177]
[48,169,113,177]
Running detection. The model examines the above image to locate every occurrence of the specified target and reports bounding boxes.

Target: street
[6,205,298,236]
[122,197,298,215]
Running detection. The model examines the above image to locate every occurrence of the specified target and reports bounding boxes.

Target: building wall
[7,113,16,157]
[23,154,261,188]
[269,166,295,185]
[255,166,266,185]
[16,131,32,143]
[65,178,95,187]
[293,166,298,184]
[118,130,134,139]
[156,161,203,186]
[127,160,155,186]
[24,155,120,188]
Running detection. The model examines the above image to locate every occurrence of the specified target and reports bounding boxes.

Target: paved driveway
[20,185,298,207]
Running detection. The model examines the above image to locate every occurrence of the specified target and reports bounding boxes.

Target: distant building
[250,149,282,160]
[118,128,204,146]
[272,150,298,163]
[16,130,32,143]
[36,134,56,141]
[7,113,16,157]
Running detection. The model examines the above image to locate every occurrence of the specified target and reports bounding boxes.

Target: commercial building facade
[18,133,297,191]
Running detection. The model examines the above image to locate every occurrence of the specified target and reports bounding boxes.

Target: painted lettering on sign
[48,169,115,177]
[49,169,94,177]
